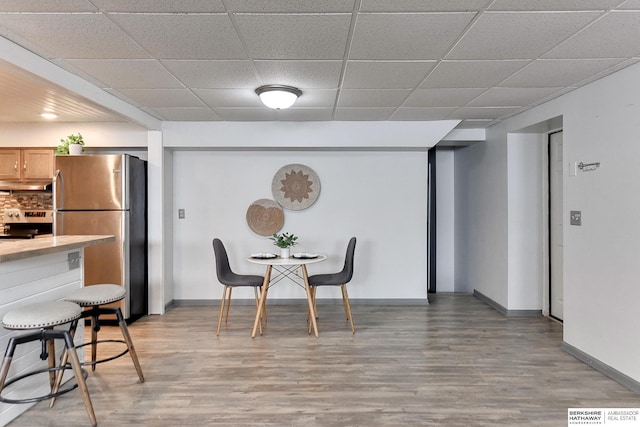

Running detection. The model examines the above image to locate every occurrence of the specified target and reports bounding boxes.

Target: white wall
[455,61,640,383]
[170,149,429,302]
[435,148,455,292]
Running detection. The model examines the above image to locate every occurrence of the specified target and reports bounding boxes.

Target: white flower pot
[280,247,290,258]
[68,143,83,155]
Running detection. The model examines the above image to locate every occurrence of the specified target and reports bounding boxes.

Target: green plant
[270,232,298,248]
[56,132,85,154]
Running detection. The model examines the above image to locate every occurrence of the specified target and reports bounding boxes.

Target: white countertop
[0,235,115,263]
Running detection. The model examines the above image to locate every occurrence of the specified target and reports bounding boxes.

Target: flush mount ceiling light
[255,85,302,109]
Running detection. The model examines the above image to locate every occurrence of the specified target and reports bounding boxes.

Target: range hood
[0,180,52,191]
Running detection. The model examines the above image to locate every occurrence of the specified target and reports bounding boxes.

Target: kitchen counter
[0,234,114,425]
[0,235,114,263]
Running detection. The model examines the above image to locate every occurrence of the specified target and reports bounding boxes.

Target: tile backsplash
[0,192,53,229]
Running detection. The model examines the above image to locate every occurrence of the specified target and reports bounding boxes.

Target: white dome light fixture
[255,85,302,109]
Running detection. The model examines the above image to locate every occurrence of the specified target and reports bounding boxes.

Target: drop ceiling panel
[224,0,356,13]
[91,0,226,12]
[289,89,337,108]
[343,61,437,89]
[151,107,219,121]
[161,60,260,88]
[234,14,352,60]
[543,11,640,58]
[499,58,626,87]
[254,61,343,89]
[488,0,624,11]
[66,59,184,89]
[420,60,529,88]
[404,88,487,107]
[349,13,476,60]
[338,89,411,108]
[618,0,640,9]
[334,107,396,121]
[194,88,264,108]
[108,14,246,59]
[447,12,602,60]
[0,13,149,59]
[114,89,205,108]
[0,1,97,12]
[467,87,562,107]
[451,107,521,120]
[360,0,492,12]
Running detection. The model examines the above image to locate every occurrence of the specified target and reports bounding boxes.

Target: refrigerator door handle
[53,169,63,235]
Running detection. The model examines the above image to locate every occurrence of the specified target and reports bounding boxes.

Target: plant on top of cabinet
[56,132,85,155]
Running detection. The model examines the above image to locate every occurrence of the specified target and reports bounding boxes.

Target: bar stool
[0,301,97,427]
[63,284,144,382]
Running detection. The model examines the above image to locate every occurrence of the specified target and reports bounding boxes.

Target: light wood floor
[7,294,640,426]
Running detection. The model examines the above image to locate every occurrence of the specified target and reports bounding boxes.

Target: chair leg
[217,286,228,336]
[341,285,355,334]
[115,308,145,383]
[225,287,233,323]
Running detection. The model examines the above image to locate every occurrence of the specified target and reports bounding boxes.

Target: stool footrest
[76,339,129,366]
[0,364,87,405]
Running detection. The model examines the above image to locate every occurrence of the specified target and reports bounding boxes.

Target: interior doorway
[549,130,564,321]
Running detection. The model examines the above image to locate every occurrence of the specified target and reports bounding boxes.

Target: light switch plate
[570,210,582,226]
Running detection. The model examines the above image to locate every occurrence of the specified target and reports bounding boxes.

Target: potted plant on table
[270,232,298,258]
[56,132,85,155]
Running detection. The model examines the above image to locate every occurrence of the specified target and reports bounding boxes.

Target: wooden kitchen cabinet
[0,148,54,181]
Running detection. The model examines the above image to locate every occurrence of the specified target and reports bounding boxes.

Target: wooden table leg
[252,265,271,338]
[301,265,319,337]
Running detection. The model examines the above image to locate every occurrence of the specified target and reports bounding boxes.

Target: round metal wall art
[246,198,284,236]
[271,164,320,211]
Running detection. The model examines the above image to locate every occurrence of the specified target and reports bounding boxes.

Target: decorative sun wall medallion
[246,199,284,236]
[272,164,320,211]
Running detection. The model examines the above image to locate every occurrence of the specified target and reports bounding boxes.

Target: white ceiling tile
[0,13,149,58]
[109,14,246,59]
[334,107,396,120]
[224,0,356,12]
[234,14,352,60]
[489,0,623,11]
[193,88,263,108]
[467,87,561,107]
[254,61,343,88]
[293,89,337,108]
[454,119,494,128]
[161,61,260,88]
[213,108,276,121]
[544,11,640,59]
[343,61,436,89]
[617,0,640,9]
[421,60,529,88]
[392,107,457,120]
[150,107,220,121]
[360,0,492,12]
[451,107,521,120]
[499,59,626,87]
[114,89,205,107]
[66,59,183,89]
[337,89,411,107]
[91,0,225,12]
[404,88,486,107]
[275,108,334,121]
[447,11,602,60]
[0,1,96,12]
[350,13,475,60]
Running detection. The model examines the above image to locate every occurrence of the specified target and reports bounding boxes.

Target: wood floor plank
[7,294,640,426]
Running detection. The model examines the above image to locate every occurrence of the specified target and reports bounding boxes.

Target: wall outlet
[178,209,185,219]
[570,210,582,226]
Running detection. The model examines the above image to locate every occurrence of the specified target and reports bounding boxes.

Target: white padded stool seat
[2,301,81,330]
[64,284,126,307]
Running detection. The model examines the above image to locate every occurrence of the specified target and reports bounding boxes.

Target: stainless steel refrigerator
[54,154,147,322]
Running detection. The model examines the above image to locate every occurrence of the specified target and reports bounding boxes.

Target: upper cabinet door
[0,149,21,180]
[22,149,54,180]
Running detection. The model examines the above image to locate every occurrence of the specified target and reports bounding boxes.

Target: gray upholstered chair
[308,237,357,333]
[212,238,265,335]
